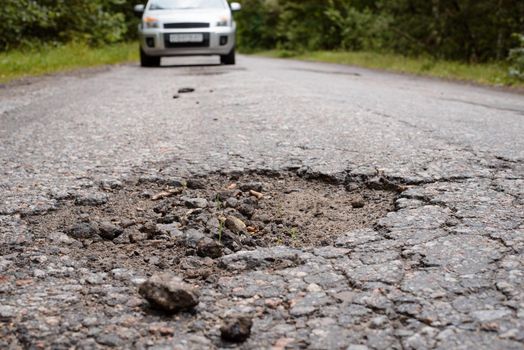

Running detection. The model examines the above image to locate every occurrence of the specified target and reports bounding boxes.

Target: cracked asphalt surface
[1,55,523,349]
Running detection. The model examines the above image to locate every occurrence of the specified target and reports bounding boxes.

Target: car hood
[145,8,230,23]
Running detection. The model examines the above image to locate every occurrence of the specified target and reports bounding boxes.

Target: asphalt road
[1,55,523,349]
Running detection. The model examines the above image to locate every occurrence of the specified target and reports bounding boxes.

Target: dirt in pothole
[27,172,396,279]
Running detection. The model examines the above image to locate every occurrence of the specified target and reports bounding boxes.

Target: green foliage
[324,2,391,51]
[508,34,524,80]
[235,0,281,51]
[236,0,524,63]
[0,0,139,51]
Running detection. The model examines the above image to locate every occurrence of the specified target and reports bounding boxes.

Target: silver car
[134,0,241,67]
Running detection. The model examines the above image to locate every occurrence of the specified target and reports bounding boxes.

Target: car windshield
[149,0,225,10]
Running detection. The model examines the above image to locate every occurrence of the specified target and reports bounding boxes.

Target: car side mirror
[134,4,145,18]
[230,2,241,12]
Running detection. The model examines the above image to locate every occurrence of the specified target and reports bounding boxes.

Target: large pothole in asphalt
[27,171,396,278]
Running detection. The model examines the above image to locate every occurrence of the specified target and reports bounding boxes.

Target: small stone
[225,216,246,234]
[225,197,239,208]
[96,333,124,347]
[68,222,99,239]
[98,222,123,240]
[183,197,208,209]
[250,190,264,199]
[33,269,47,278]
[138,273,200,313]
[157,223,184,239]
[173,94,180,99]
[113,231,132,244]
[306,283,322,293]
[48,231,77,245]
[239,182,263,192]
[140,222,158,236]
[99,179,123,190]
[196,238,223,259]
[151,188,182,201]
[157,214,176,224]
[370,316,389,329]
[187,179,206,189]
[220,316,253,343]
[237,204,256,218]
[120,219,135,228]
[75,193,108,206]
[184,229,205,247]
[0,305,15,319]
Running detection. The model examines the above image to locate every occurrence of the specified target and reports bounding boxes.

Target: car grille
[164,33,210,48]
[164,23,210,29]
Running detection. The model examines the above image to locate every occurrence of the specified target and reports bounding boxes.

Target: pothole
[27,171,396,277]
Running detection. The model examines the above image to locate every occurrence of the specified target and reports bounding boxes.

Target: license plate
[169,34,204,43]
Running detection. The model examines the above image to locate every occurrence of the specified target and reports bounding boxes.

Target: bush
[324,3,391,51]
[0,0,138,51]
[508,34,524,80]
[235,0,524,63]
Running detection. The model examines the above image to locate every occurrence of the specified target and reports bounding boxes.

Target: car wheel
[140,48,161,67]
[220,48,236,65]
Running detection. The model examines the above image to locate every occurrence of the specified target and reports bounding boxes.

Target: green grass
[0,42,138,83]
[254,50,524,88]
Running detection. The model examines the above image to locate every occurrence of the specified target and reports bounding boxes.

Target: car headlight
[216,16,230,27]
[143,17,160,29]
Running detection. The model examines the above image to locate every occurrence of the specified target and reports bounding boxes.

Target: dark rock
[351,198,365,208]
[157,214,176,224]
[239,182,263,192]
[173,94,180,99]
[98,222,123,240]
[216,189,241,201]
[187,179,206,189]
[166,178,185,187]
[99,179,123,190]
[75,193,108,206]
[183,197,208,209]
[237,204,256,218]
[178,87,195,93]
[140,222,158,237]
[68,222,99,239]
[196,238,223,259]
[157,223,184,239]
[153,201,173,215]
[220,316,253,343]
[138,273,200,313]
[225,197,239,208]
[113,231,132,244]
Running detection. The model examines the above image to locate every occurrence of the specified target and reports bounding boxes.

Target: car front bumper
[139,27,235,57]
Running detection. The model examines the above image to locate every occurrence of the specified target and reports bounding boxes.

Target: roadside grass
[0,42,138,83]
[254,50,524,88]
